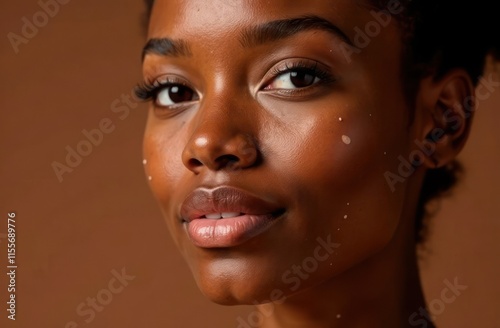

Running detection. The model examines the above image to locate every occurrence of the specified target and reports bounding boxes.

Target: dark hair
[371,0,499,242]
[141,0,499,242]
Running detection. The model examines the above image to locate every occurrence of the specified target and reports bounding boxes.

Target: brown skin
[141,0,474,326]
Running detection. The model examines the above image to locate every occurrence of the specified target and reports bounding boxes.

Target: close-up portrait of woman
[1,0,499,327]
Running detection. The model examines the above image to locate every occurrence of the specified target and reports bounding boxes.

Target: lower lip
[185,213,281,248]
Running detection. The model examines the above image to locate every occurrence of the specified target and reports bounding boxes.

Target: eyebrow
[239,15,355,48]
[142,38,192,61]
[142,15,355,61]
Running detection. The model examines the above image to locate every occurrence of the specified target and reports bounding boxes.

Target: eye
[134,77,199,109]
[265,69,321,90]
[156,84,198,107]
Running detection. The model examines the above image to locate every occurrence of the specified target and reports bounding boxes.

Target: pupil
[290,70,314,88]
[169,85,193,103]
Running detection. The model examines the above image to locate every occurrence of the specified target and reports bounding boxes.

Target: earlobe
[417,69,475,169]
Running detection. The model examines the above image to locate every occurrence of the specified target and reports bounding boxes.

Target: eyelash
[135,60,335,104]
[134,77,185,103]
[268,60,334,87]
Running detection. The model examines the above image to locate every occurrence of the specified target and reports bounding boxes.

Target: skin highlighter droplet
[342,135,351,145]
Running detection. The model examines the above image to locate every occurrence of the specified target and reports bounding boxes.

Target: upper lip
[180,186,284,222]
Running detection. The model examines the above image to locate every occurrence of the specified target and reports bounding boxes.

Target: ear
[415,69,475,169]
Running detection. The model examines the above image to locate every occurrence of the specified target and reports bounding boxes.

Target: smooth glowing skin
[142,1,473,327]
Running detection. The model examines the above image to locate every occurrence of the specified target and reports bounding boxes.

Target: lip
[180,186,285,248]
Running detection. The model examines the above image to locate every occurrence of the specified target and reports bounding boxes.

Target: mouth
[180,186,286,248]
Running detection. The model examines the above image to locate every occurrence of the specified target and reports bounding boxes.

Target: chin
[194,276,268,306]
[197,285,260,306]
[191,263,286,306]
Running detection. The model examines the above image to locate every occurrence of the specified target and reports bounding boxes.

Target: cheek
[142,118,188,246]
[259,102,411,282]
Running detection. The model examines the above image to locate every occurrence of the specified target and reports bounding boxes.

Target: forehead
[148,0,370,40]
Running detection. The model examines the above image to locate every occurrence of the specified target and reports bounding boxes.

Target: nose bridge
[195,82,248,141]
[181,85,259,172]
[202,86,241,131]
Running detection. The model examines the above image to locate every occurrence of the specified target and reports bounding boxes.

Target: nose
[181,100,259,173]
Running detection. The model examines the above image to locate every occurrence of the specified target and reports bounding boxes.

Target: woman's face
[142,0,418,304]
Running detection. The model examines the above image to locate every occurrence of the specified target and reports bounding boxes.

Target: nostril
[182,133,259,172]
[216,154,240,170]
[188,158,203,168]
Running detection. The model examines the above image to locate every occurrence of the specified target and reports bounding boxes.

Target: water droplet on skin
[142,159,147,165]
[344,215,348,219]
[336,314,342,319]
[384,152,387,155]
[347,202,350,206]
[338,228,340,231]
[338,117,343,122]
[342,135,351,145]
[148,176,152,181]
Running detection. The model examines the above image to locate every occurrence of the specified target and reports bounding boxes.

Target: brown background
[0,1,499,327]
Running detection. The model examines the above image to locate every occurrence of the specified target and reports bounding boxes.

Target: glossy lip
[179,186,285,248]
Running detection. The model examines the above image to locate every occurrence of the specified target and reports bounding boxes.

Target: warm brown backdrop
[0,1,499,327]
